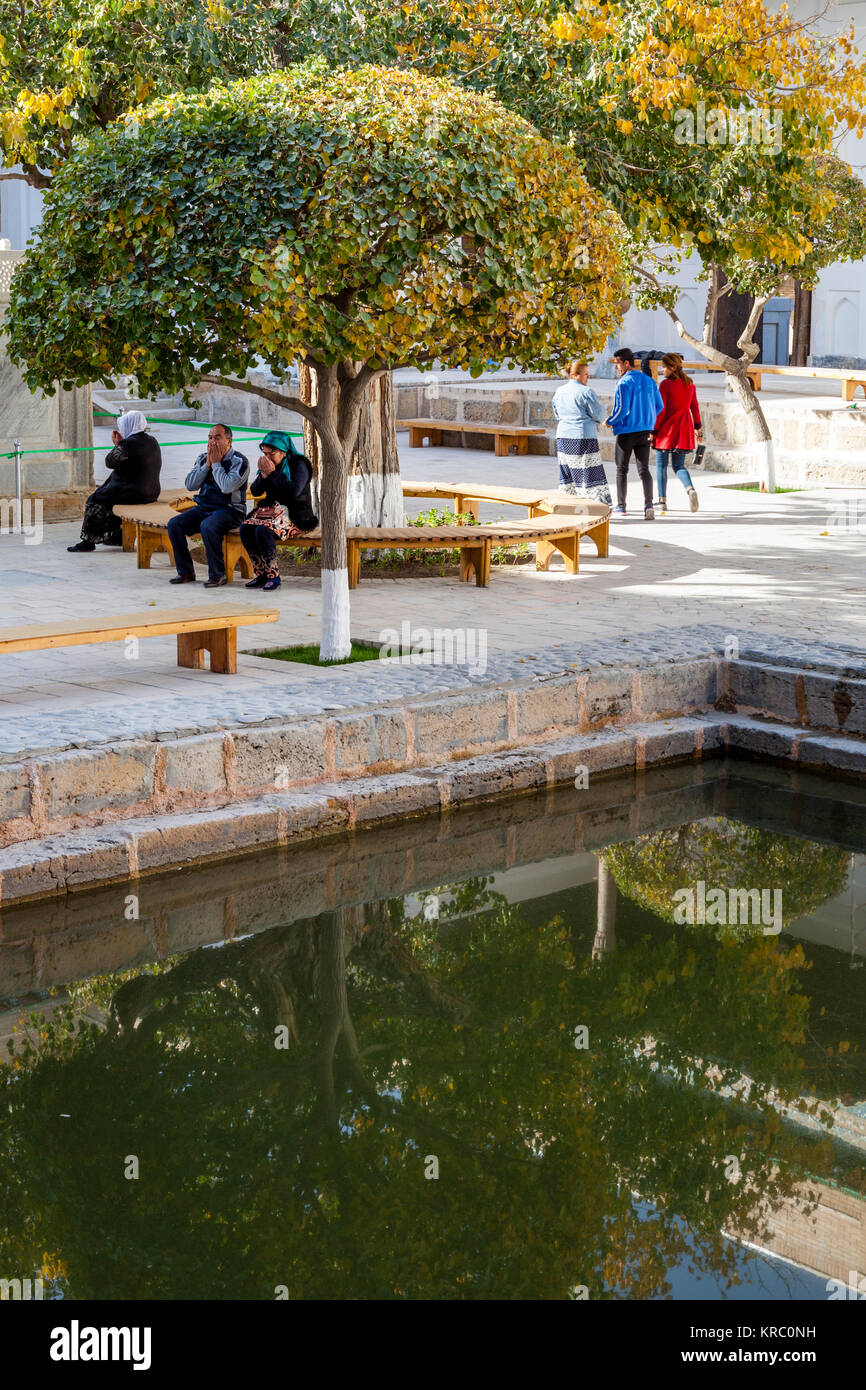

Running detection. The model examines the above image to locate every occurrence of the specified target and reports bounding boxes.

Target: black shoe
[170,574,196,585]
[204,576,228,588]
[67,541,96,553]
[245,575,267,589]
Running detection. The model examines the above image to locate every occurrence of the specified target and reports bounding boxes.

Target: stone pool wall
[0,629,865,905]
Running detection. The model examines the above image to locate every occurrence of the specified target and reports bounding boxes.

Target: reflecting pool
[2,759,865,1300]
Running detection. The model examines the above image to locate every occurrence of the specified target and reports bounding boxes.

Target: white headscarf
[117,411,148,439]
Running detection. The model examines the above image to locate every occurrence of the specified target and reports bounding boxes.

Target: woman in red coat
[652,353,702,513]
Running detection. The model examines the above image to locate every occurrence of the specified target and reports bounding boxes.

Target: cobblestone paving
[2,424,865,757]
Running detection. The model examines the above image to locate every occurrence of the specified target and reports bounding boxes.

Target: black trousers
[614,431,654,510]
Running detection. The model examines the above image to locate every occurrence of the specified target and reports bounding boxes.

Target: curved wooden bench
[280,518,602,587]
[114,503,254,581]
[402,480,609,556]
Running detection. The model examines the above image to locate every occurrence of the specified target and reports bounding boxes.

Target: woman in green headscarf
[240,431,319,590]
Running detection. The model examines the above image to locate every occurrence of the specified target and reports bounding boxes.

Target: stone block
[516,677,580,736]
[635,719,701,765]
[725,719,799,761]
[528,401,556,427]
[163,733,227,793]
[346,772,442,824]
[798,734,866,777]
[465,398,505,423]
[540,729,637,784]
[131,803,283,872]
[440,750,549,804]
[729,661,803,722]
[800,673,866,737]
[636,660,716,716]
[232,722,327,789]
[413,692,508,756]
[583,668,633,727]
[37,743,155,819]
[0,762,31,836]
[332,711,408,772]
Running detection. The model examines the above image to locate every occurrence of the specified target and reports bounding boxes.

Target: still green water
[1,761,865,1300]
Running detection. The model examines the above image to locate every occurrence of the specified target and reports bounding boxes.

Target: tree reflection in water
[0,851,846,1300]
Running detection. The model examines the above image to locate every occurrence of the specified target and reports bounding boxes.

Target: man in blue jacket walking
[605,348,664,519]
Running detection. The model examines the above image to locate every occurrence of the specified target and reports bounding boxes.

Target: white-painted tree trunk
[320,567,351,662]
[311,471,404,527]
[753,438,777,494]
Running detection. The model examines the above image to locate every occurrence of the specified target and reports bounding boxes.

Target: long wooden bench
[280,518,604,587]
[398,417,546,456]
[402,480,610,531]
[0,606,278,674]
[639,358,866,399]
[117,502,609,585]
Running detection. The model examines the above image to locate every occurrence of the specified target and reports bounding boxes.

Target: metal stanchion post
[13,438,22,535]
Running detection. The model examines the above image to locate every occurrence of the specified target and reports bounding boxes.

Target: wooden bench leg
[454,495,480,523]
[494,433,509,457]
[347,540,361,589]
[459,539,491,586]
[177,627,237,674]
[409,427,424,447]
[586,518,609,558]
[121,518,136,553]
[535,538,555,572]
[748,371,762,391]
[516,436,529,455]
[138,526,173,570]
[842,380,865,402]
[223,532,253,583]
[552,533,580,574]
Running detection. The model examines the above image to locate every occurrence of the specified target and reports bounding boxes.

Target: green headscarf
[260,430,300,457]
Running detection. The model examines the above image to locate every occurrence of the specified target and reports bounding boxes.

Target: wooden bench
[636,359,762,390]
[402,480,610,526]
[402,481,609,558]
[397,417,546,456]
[279,517,605,587]
[638,358,866,399]
[0,606,278,674]
[114,503,255,581]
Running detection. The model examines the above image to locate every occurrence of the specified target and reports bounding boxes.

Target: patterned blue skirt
[557,436,611,505]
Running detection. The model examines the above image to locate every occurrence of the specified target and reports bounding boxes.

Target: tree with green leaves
[286,0,866,490]
[7,59,626,658]
[0,0,279,188]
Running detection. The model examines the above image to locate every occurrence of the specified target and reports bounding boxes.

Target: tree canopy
[0,0,279,186]
[7,58,626,394]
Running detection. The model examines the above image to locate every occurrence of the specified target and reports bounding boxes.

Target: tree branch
[198,373,320,427]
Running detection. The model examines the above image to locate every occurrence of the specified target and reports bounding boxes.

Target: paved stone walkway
[2,419,865,755]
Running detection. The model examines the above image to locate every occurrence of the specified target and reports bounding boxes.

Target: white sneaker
[644,506,655,520]
[687,487,699,513]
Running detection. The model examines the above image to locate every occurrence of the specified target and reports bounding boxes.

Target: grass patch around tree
[258,642,384,667]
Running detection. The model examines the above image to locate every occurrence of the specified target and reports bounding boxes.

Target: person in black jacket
[240,431,319,590]
[68,411,162,552]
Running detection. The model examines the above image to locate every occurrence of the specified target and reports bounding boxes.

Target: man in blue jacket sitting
[167,423,250,587]
[605,348,664,520]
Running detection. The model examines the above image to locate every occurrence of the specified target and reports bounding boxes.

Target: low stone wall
[394,378,866,486]
[1,635,865,905]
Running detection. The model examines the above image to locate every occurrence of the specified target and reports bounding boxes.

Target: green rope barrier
[1,428,303,459]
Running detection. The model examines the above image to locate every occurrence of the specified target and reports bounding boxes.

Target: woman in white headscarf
[69,411,162,553]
